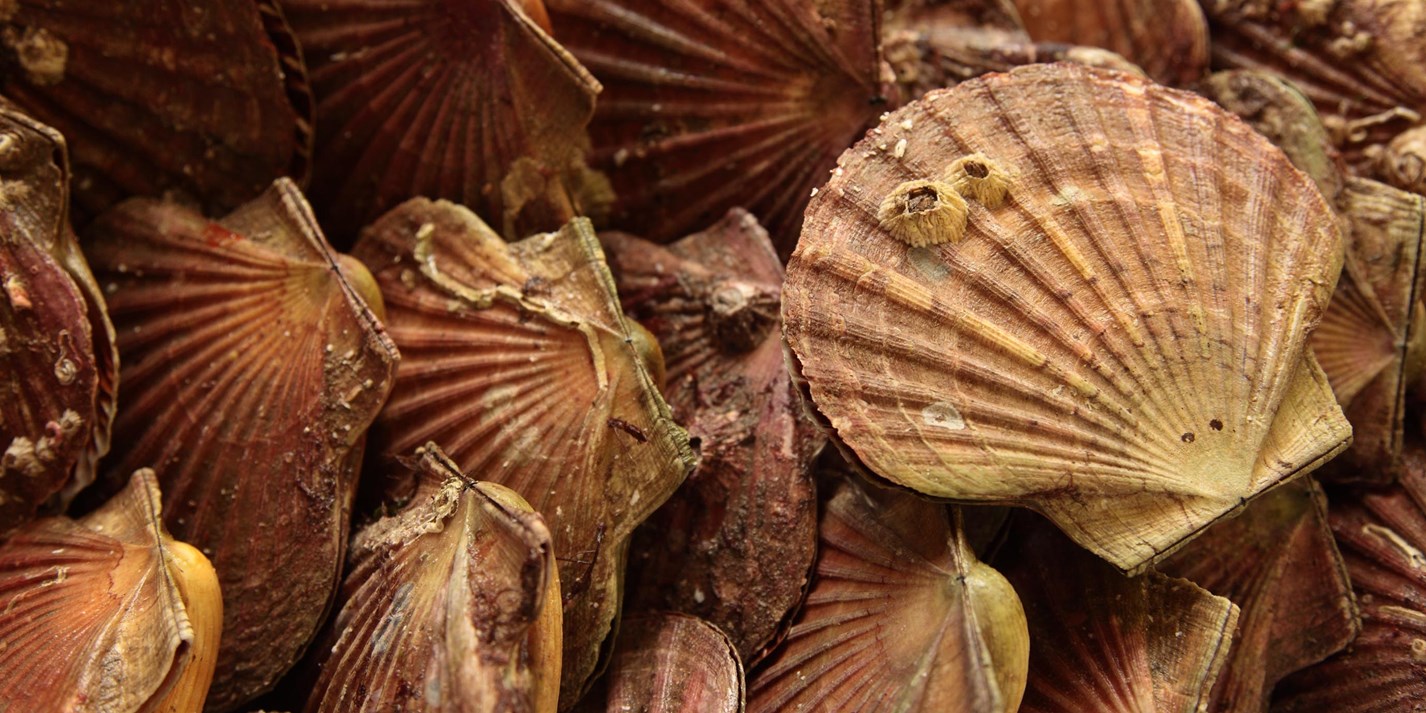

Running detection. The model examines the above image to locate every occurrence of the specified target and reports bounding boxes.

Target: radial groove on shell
[305,444,560,713]
[1160,478,1358,712]
[545,0,888,255]
[0,0,303,221]
[747,475,1029,713]
[999,516,1240,713]
[1273,444,1426,711]
[352,202,695,707]
[0,102,114,536]
[581,612,744,713]
[783,62,1350,572]
[1202,0,1426,191]
[281,0,604,244]
[0,470,213,712]
[85,179,399,713]
[1011,0,1209,86]
[602,210,822,663]
[1315,178,1426,482]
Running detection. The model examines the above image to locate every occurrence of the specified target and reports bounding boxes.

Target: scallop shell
[1010,0,1210,86]
[1159,478,1357,712]
[997,515,1239,713]
[748,474,1029,713]
[281,0,603,244]
[304,445,559,713]
[0,0,304,222]
[85,179,399,713]
[350,202,696,707]
[544,0,888,256]
[0,470,218,712]
[783,62,1350,572]
[601,210,822,663]
[0,102,114,536]
[580,613,743,713]
[1203,0,1426,192]
[1314,177,1425,482]
[1272,443,1426,711]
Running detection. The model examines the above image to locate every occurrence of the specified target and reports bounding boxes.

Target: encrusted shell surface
[0,102,113,537]
[1272,444,1426,711]
[748,474,1029,713]
[602,210,822,663]
[580,613,744,713]
[0,470,215,712]
[998,516,1239,712]
[304,445,560,713]
[783,63,1349,572]
[1203,0,1426,192]
[85,179,399,712]
[351,203,696,707]
[0,0,305,222]
[282,0,604,244]
[1011,0,1210,86]
[1160,478,1358,712]
[545,0,888,255]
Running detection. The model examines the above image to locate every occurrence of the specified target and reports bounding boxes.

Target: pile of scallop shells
[2,0,1425,711]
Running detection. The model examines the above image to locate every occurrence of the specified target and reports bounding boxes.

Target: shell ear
[877,180,969,246]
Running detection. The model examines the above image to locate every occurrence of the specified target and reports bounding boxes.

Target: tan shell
[998,516,1239,712]
[351,203,696,707]
[783,63,1349,572]
[1159,478,1357,712]
[580,613,744,713]
[0,470,219,712]
[1010,0,1210,86]
[748,474,1029,713]
[304,445,560,713]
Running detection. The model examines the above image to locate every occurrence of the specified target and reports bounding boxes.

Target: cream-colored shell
[783,63,1350,572]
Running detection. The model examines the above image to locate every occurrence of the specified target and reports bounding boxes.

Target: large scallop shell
[1272,444,1426,711]
[351,202,696,707]
[601,210,822,663]
[0,470,219,712]
[1010,0,1210,85]
[748,474,1029,713]
[304,445,560,713]
[1159,478,1358,712]
[0,102,114,536]
[1202,0,1426,193]
[85,179,399,712]
[997,515,1239,713]
[544,0,889,255]
[579,613,743,713]
[0,0,305,222]
[783,62,1350,572]
[280,0,603,244]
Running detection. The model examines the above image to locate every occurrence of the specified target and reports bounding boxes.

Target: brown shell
[0,102,113,536]
[1272,444,1426,711]
[304,445,559,713]
[601,210,822,663]
[85,179,399,712]
[0,0,303,222]
[748,475,1030,713]
[281,0,603,244]
[783,62,1349,572]
[1314,178,1426,482]
[998,516,1240,713]
[351,202,696,707]
[1010,0,1210,86]
[1204,0,1426,192]
[579,613,744,713]
[1159,478,1358,712]
[544,0,889,256]
[0,470,202,712]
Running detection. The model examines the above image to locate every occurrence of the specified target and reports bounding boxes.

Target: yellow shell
[783,63,1349,572]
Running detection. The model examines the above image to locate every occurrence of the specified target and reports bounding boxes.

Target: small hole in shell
[906,186,939,213]
[1181,432,1195,443]
[963,161,989,178]
[1209,419,1223,431]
